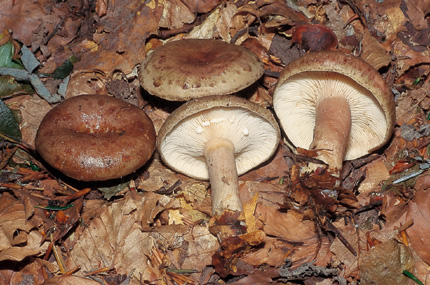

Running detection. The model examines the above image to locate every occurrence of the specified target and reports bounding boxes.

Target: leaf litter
[1,0,430,284]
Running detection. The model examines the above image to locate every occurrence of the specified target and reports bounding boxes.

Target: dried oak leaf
[256,202,317,243]
[359,239,414,285]
[0,192,46,262]
[355,0,407,44]
[187,2,238,41]
[0,0,69,45]
[0,257,57,284]
[360,30,391,71]
[393,40,430,77]
[67,193,160,282]
[158,0,195,29]
[357,158,390,195]
[406,188,430,265]
[75,2,163,74]
[400,0,430,30]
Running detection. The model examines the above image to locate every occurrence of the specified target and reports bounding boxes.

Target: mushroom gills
[160,107,279,180]
[274,71,388,167]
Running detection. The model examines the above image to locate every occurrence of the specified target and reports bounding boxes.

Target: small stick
[325,219,357,256]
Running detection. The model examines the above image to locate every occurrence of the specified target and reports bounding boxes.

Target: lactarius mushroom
[273,51,395,174]
[35,95,156,181]
[139,39,264,101]
[157,95,280,216]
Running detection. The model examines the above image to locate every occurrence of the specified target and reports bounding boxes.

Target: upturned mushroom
[139,39,264,101]
[35,95,156,181]
[273,51,395,174]
[157,95,280,216]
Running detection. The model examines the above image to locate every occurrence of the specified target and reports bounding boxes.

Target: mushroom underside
[159,107,280,180]
[274,71,388,164]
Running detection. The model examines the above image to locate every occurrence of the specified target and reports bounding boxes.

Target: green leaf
[0,75,26,97]
[0,99,21,140]
[42,55,80,80]
[98,181,129,200]
[0,41,24,69]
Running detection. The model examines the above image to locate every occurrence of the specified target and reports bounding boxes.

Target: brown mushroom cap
[139,39,264,101]
[273,51,395,170]
[35,95,156,181]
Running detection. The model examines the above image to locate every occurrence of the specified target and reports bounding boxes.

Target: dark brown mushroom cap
[273,50,396,161]
[35,95,156,181]
[139,39,265,101]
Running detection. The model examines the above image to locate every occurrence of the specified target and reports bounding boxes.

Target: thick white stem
[203,137,243,216]
[310,96,351,174]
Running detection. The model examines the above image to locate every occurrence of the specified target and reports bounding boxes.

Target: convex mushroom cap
[157,95,280,215]
[35,95,156,181]
[139,39,264,101]
[273,50,395,172]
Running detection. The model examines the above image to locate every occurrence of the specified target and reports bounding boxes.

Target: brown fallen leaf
[0,192,46,262]
[5,95,52,149]
[360,29,392,71]
[359,239,414,285]
[357,158,391,195]
[406,188,430,265]
[158,0,195,29]
[181,0,221,13]
[66,192,160,282]
[75,2,163,74]
[0,0,69,46]
[212,230,265,277]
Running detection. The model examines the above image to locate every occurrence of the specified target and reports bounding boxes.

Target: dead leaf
[158,0,195,29]
[401,0,430,30]
[360,30,392,70]
[358,158,390,195]
[256,203,317,244]
[359,239,414,285]
[181,0,221,13]
[65,70,108,99]
[393,39,430,77]
[406,188,430,265]
[0,192,46,262]
[0,0,69,45]
[67,192,160,282]
[5,95,52,148]
[75,2,163,74]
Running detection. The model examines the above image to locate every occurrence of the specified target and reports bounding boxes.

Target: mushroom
[157,95,280,216]
[139,39,264,101]
[35,95,156,181]
[273,51,395,174]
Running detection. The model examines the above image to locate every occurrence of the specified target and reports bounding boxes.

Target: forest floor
[0,0,430,284]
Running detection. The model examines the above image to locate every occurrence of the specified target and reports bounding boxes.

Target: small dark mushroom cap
[157,95,280,180]
[273,50,396,162]
[139,39,265,101]
[35,95,156,181]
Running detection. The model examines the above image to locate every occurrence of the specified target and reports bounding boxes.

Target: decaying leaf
[359,239,414,285]
[2,0,430,283]
[0,192,46,262]
[406,188,430,265]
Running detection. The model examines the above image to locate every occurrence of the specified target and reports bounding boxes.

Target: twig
[325,219,357,256]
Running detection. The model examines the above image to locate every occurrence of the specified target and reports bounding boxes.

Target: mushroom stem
[310,96,351,174]
[203,137,243,216]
